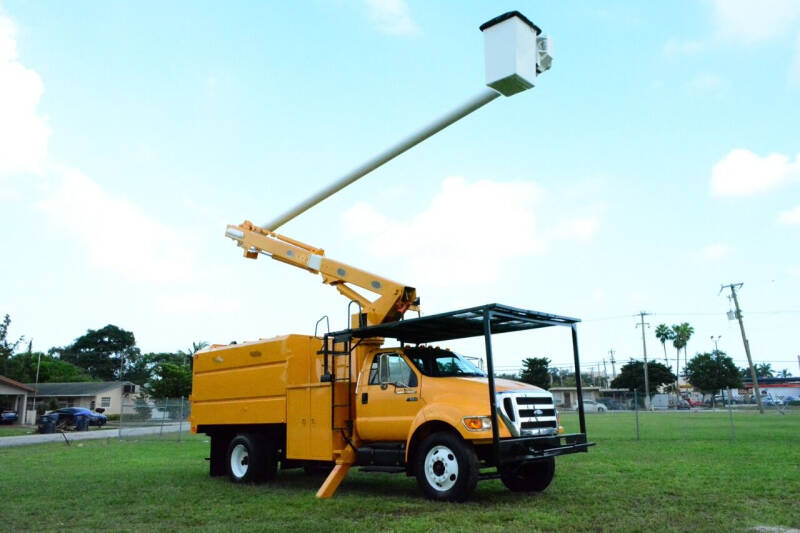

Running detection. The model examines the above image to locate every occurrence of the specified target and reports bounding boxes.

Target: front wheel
[414,431,479,502]
[500,457,555,492]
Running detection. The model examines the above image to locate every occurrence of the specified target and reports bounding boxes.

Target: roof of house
[25,381,133,397]
[0,375,36,393]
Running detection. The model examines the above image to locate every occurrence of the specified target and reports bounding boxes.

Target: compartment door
[309,386,333,460]
[286,388,310,459]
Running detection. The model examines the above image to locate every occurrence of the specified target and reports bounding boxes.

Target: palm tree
[654,324,674,366]
[777,369,792,378]
[755,363,774,378]
[181,341,209,367]
[670,322,694,393]
[675,322,694,368]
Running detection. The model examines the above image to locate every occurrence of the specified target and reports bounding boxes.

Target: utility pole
[710,335,721,352]
[636,312,651,409]
[721,283,763,414]
[609,350,616,379]
[603,359,608,388]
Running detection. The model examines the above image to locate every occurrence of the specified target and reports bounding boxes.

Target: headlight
[462,416,492,431]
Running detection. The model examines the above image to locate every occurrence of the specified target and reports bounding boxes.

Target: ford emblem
[534,409,544,416]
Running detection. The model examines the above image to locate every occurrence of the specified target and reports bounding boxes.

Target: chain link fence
[119,397,191,440]
[556,388,798,443]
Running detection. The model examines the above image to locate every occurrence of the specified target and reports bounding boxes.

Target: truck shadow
[265,468,542,503]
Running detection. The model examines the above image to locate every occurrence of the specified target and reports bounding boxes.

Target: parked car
[685,398,702,407]
[49,407,107,429]
[1,410,19,424]
[784,396,800,406]
[676,399,691,410]
[576,400,607,413]
[598,398,624,410]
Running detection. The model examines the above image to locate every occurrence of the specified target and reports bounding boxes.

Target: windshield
[405,347,486,378]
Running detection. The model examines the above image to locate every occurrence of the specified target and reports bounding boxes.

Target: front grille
[521,420,557,430]
[498,392,559,436]
[518,408,555,418]
[517,396,553,405]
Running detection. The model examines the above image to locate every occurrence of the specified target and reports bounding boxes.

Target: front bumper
[498,433,594,465]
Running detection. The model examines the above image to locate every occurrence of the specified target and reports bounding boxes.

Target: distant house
[550,386,601,408]
[25,381,139,421]
[0,375,35,425]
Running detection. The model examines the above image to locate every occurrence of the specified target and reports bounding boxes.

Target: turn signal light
[463,416,492,431]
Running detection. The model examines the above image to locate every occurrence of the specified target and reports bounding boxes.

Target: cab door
[356,352,423,442]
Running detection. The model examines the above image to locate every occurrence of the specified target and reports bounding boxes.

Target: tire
[227,433,277,483]
[500,457,555,492]
[414,431,479,502]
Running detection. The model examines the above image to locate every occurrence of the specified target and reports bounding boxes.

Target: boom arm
[226,221,418,326]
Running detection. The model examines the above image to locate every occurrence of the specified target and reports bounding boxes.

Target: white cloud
[663,39,704,57]
[711,0,800,44]
[341,177,599,287]
[777,205,800,224]
[554,217,599,242]
[37,168,198,283]
[157,292,240,315]
[363,0,419,36]
[0,11,50,175]
[790,33,800,86]
[710,149,800,197]
[684,73,728,93]
[700,243,731,261]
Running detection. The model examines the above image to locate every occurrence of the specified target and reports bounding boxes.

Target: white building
[25,381,139,422]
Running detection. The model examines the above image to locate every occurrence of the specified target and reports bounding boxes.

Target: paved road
[0,423,187,448]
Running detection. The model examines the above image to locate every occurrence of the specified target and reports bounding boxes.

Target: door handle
[361,392,368,404]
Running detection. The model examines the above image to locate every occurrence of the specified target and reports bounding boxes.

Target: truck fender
[404,404,473,463]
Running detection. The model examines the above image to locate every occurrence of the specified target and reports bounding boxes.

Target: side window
[368,358,379,384]
[368,354,418,387]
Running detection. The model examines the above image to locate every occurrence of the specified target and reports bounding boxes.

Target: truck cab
[356,346,558,444]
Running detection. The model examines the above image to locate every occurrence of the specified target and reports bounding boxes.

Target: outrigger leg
[316,463,351,498]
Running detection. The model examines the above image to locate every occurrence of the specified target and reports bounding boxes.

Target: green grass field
[0,425,35,437]
[1,412,798,532]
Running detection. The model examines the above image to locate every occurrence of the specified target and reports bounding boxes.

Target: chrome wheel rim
[424,445,459,491]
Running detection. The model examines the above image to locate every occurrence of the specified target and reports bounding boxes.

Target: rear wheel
[227,433,277,483]
[500,457,555,492]
[414,431,479,502]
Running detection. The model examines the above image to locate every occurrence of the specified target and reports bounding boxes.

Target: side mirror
[378,353,390,389]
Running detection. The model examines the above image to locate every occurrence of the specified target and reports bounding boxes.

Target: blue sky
[1,1,799,377]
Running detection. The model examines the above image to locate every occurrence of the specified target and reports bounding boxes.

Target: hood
[462,377,548,393]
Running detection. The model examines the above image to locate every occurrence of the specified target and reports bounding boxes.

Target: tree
[610,360,676,396]
[178,341,209,369]
[670,322,694,390]
[5,352,93,383]
[777,369,792,378]
[519,357,550,389]
[755,363,774,378]
[685,351,741,406]
[146,363,191,399]
[123,352,183,385]
[654,324,675,365]
[53,325,141,381]
[0,314,24,376]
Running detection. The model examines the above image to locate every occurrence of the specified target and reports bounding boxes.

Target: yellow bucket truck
[190,11,593,501]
